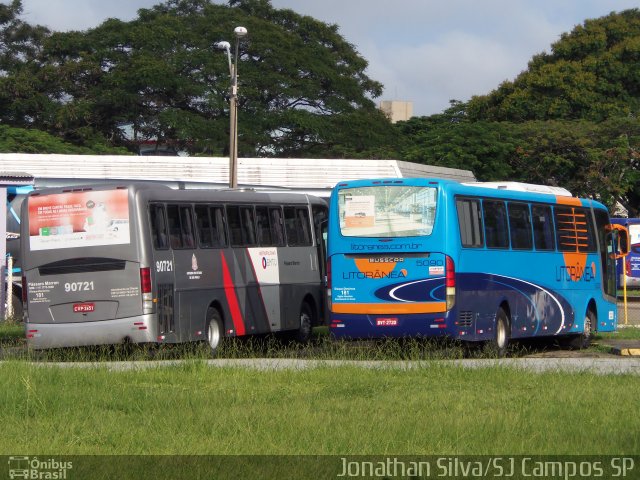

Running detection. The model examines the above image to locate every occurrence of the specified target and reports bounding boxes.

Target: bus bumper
[329,312,454,339]
[25,315,157,349]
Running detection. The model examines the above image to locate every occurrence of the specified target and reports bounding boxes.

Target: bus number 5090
[65,281,95,292]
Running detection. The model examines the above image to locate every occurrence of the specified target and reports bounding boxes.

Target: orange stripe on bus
[556,196,582,206]
[332,302,447,314]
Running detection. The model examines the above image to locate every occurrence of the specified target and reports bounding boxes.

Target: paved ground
[27,357,640,375]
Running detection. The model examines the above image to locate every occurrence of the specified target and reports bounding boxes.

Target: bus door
[149,203,176,340]
[313,205,329,325]
[166,204,200,342]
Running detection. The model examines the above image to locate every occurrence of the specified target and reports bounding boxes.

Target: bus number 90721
[156,260,173,272]
[64,281,95,292]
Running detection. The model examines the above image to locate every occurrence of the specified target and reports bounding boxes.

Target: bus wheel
[293,302,313,343]
[489,308,510,358]
[206,308,224,356]
[569,310,594,350]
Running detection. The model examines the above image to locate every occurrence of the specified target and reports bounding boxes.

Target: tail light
[140,267,152,293]
[445,255,455,310]
[140,267,153,314]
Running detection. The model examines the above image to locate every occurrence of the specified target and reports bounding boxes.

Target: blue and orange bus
[327,178,628,354]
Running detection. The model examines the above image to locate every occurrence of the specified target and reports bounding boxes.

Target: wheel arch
[498,300,511,327]
[206,300,226,333]
[301,293,318,326]
[585,298,598,332]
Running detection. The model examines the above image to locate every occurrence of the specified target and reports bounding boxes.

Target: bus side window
[284,207,299,245]
[555,206,596,253]
[483,200,509,249]
[166,205,183,249]
[211,206,227,247]
[255,206,272,246]
[195,204,213,248]
[269,207,285,246]
[284,206,312,246]
[179,205,195,248]
[150,204,169,250]
[227,205,243,246]
[532,205,555,251]
[456,198,483,248]
[227,205,256,246]
[312,205,328,246]
[240,206,256,246]
[508,202,533,250]
[298,208,312,245]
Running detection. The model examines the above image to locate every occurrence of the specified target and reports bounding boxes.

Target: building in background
[379,100,413,123]
[0,154,474,198]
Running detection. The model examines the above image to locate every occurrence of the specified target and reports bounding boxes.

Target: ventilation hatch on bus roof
[462,181,572,197]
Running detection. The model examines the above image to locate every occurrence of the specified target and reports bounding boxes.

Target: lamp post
[217,26,248,189]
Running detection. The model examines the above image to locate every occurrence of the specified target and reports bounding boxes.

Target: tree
[0,0,58,130]
[467,9,640,122]
[5,0,397,157]
[397,102,516,181]
[398,10,640,214]
[0,124,128,154]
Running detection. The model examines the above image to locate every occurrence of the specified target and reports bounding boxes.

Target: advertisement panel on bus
[28,189,130,251]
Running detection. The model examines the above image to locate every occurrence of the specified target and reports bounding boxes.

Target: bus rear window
[337,186,437,237]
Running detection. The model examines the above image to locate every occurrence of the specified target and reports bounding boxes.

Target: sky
[14,0,640,116]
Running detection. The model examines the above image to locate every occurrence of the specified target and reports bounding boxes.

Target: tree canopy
[0,0,398,158]
[398,9,640,214]
[466,9,640,122]
[1,2,639,214]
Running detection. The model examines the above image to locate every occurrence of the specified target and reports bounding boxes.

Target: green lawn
[1,361,638,457]
[0,321,23,344]
[595,327,640,340]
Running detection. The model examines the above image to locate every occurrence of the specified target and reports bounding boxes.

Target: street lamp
[216,26,248,189]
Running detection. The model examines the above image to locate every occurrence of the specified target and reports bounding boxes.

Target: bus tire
[293,301,313,343]
[489,308,510,357]
[568,310,594,350]
[206,308,224,356]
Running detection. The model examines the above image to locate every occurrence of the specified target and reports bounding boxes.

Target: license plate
[376,318,398,327]
[73,303,95,313]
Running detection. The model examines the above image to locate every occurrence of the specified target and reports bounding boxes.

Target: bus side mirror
[610,224,630,259]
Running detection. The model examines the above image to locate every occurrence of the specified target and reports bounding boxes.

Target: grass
[0,321,637,362]
[1,361,638,457]
[595,327,640,340]
[1,323,637,478]
[0,329,547,363]
[0,320,23,345]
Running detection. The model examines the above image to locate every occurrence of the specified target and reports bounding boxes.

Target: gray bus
[21,183,328,351]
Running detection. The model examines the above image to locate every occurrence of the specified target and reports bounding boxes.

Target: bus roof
[332,177,607,210]
[27,182,327,206]
[461,181,572,197]
[1,153,476,195]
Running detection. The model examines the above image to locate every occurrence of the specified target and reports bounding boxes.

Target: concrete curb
[609,346,640,356]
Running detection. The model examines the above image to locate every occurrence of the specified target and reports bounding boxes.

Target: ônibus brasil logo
[7,456,73,479]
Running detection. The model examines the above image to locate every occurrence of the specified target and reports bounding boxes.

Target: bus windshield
[337,185,437,237]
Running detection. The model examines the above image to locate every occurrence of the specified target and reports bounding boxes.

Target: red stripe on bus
[220,251,246,336]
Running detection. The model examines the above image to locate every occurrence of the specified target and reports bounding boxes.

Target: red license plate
[376,318,398,327]
[73,303,95,313]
